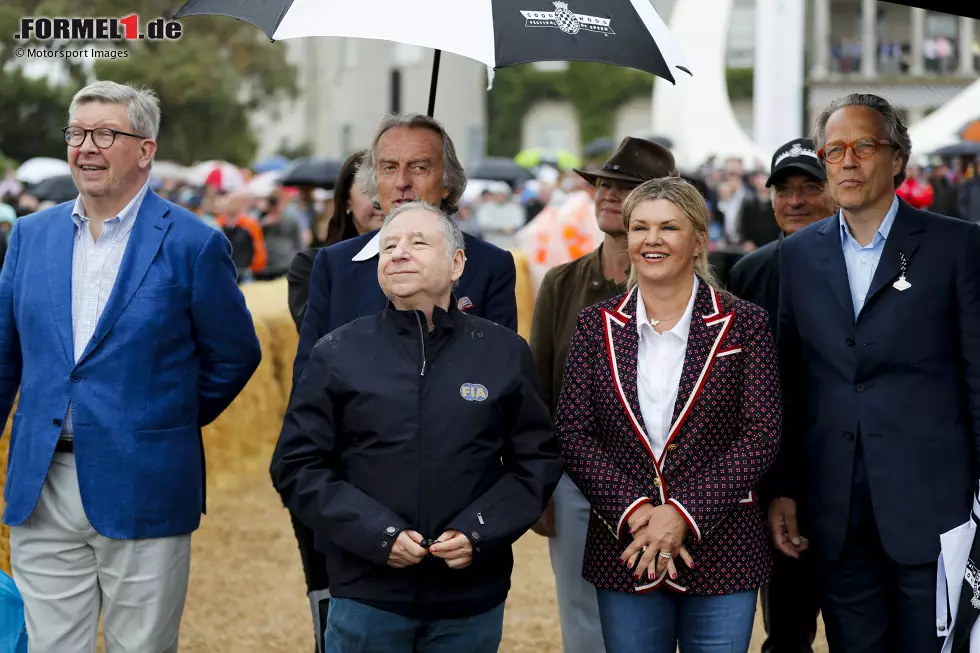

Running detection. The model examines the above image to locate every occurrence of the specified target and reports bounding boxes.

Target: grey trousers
[548,474,606,653]
[10,452,191,653]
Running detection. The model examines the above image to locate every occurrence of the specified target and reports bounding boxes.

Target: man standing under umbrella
[529,136,677,653]
[284,113,518,653]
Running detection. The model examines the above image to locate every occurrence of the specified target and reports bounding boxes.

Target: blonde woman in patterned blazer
[554,177,782,653]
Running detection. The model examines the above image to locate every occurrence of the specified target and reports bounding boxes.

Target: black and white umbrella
[174,0,690,116]
[880,2,980,20]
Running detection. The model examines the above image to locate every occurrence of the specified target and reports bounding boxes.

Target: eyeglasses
[63,126,145,148]
[818,138,894,164]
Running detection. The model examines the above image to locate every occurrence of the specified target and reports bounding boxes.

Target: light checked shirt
[840,194,899,319]
[61,182,150,439]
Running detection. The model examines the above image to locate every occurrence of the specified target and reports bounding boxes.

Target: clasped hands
[620,503,694,582]
[387,529,472,570]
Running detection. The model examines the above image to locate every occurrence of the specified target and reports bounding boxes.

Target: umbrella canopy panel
[469,157,535,186]
[15,157,71,185]
[175,0,690,82]
[279,157,344,189]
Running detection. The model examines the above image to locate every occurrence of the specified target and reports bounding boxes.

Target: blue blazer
[0,190,261,539]
[777,199,980,565]
[293,230,517,384]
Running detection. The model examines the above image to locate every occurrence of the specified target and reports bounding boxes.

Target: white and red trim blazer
[555,279,781,595]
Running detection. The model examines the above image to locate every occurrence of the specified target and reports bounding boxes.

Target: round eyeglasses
[818,138,893,164]
[63,126,144,148]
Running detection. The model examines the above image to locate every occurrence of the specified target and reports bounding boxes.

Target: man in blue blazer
[772,93,980,653]
[286,113,517,652]
[0,81,261,652]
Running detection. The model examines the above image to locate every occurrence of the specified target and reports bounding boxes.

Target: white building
[252,38,488,166]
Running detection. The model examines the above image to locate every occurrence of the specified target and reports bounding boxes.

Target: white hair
[69,81,160,140]
[381,200,466,261]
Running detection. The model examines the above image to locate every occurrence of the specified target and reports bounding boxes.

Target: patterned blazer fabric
[555,279,782,595]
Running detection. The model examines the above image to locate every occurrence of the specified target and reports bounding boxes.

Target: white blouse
[634,276,699,460]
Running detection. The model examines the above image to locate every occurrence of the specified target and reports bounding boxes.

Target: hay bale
[510,249,535,342]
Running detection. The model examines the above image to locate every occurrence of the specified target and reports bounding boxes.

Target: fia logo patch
[460,383,488,402]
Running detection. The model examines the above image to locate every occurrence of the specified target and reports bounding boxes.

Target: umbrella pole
[427,49,442,117]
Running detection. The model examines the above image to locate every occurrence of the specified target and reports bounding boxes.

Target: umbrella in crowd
[468,157,534,187]
[253,155,291,173]
[189,160,246,191]
[583,138,617,158]
[932,142,980,158]
[174,0,690,116]
[245,170,284,196]
[15,157,70,185]
[880,1,980,19]
[279,157,344,189]
[150,160,192,184]
[26,174,78,204]
[514,148,582,171]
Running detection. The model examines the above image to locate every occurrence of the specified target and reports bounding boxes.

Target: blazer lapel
[818,215,856,320]
[76,191,170,366]
[46,207,78,364]
[864,200,923,310]
[666,282,730,444]
[601,288,671,500]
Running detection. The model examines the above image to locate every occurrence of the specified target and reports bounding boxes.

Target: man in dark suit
[285,113,518,653]
[727,138,835,653]
[771,93,980,653]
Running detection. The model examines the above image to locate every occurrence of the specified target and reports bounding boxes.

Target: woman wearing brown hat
[528,137,680,653]
[554,177,781,652]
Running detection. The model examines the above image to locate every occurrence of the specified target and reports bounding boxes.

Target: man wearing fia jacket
[270,201,562,652]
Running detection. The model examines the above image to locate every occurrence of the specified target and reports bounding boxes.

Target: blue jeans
[596,588,757,653]
[323,598,505,653]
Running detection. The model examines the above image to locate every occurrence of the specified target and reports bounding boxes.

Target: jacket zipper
[414,312,427,376]
[414,310,427,606]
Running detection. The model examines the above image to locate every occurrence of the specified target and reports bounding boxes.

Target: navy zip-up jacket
[270,300,562,619]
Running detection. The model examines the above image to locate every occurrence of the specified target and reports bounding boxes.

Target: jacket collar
[635,275,699,343]
[382,294,460,337]
[352,230,381,261]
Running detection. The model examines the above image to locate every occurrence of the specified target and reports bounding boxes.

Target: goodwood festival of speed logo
[520,2,615,36]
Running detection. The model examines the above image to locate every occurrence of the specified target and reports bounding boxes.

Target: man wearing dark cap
[728,138,837,335]
[727,138,836,653]
[528,136,677,653]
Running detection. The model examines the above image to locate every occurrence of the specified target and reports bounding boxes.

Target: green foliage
[277,141,313,160]
[0,69,76,163]
[726,67,754,101]
[487,64,757,157]
[487,63,653,157]
[0,0,298,167]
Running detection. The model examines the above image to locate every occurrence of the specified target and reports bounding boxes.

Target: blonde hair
[621,177,718,289]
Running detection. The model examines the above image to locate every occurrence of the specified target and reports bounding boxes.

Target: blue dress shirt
[840,195,899,318]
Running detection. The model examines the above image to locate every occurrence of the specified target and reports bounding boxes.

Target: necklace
[648,310,685,328]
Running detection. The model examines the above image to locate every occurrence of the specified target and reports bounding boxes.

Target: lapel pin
[893,252,911,292]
